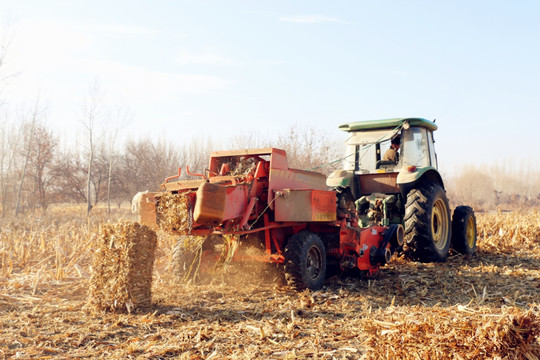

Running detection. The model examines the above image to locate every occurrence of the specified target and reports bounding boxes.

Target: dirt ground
[0,211,539,359]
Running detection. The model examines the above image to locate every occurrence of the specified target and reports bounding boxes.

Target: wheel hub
[466,216,475,248]
[431,199,449,250]
[307,246,322,280]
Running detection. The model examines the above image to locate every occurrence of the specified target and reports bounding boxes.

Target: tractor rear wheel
[451,206,477,255]
[404,183,452,262]
[284,231,326,290]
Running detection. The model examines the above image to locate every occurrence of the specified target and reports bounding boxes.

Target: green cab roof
[339,117,438,132]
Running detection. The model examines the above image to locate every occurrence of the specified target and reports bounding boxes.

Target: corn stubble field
[0,208,538,359]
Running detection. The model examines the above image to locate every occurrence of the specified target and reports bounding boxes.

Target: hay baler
[138,148,403,290]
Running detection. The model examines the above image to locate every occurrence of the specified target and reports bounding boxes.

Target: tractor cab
[328,118,444,228]
[340,117,438,175]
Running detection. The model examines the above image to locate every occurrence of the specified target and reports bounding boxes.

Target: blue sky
[2,0,540,172]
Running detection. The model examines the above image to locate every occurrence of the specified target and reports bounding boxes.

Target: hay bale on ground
[88,221,157,313]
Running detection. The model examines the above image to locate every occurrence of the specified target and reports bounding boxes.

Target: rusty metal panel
[162,179,204,191]
[274,189,336,222]
[268,169,328,211]
[139,192,158,229]
[193,183,250,226]
[269,169,327,191]
[194,183,227,226]
[223,184,249,221]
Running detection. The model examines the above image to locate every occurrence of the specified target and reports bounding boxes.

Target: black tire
[172,236,202,283]
[284,231,326,290]
[451,206,477,255]
[172,235,221,283]
[404,183,452,262]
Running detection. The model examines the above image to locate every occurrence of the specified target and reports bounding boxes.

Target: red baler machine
[138,148,403,290]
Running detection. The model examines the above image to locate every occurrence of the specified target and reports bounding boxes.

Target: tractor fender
[326,169,354,187]
[326,170,361,199]
[397,167,445,197]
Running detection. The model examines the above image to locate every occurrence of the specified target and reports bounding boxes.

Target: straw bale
[361,306,539,359]
[155,192,190,233]
[87,221,157,312]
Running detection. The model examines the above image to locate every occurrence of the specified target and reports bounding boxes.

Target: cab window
[402,127,431,167]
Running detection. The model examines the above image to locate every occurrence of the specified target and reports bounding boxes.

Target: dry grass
[0,207,538,359]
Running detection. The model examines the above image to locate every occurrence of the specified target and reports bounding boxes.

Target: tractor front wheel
[451,206,477,255]
[284,231,326,290]
[404,183,452,262]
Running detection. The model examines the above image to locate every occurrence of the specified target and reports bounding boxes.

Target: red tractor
[138,147,403,290]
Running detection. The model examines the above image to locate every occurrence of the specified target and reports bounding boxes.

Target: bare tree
[275,124,343,174]
[81,80,102,216]
[121,137,181,196]
[27,123,58,210]
[0,20,20,216]
[180,137,214,176]
[0,116,23,216]
[51,150,85,204]
[105,105,130,214]
[15,98,42,215]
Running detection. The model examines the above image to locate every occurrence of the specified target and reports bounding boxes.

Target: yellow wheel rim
[431,199,449,250]
[466,216,476,249]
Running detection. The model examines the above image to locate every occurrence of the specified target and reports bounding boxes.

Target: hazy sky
[2,0,539,173]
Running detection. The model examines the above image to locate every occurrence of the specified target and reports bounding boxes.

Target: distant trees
[448,167,496,210]
[52,150,88,205]
[121,137,183,196]
[446,164,540,210]
[228,124,343,174]
[26,122,58,210]
[274,124,343,173]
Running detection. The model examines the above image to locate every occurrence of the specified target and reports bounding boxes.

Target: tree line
[446,164,540,211]
[0,112,343,217]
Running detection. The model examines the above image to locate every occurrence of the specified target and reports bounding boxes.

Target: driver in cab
[383,136,401,163]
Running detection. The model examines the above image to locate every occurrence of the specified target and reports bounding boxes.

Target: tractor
[136,118,477,290]
[328,117,477,262]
